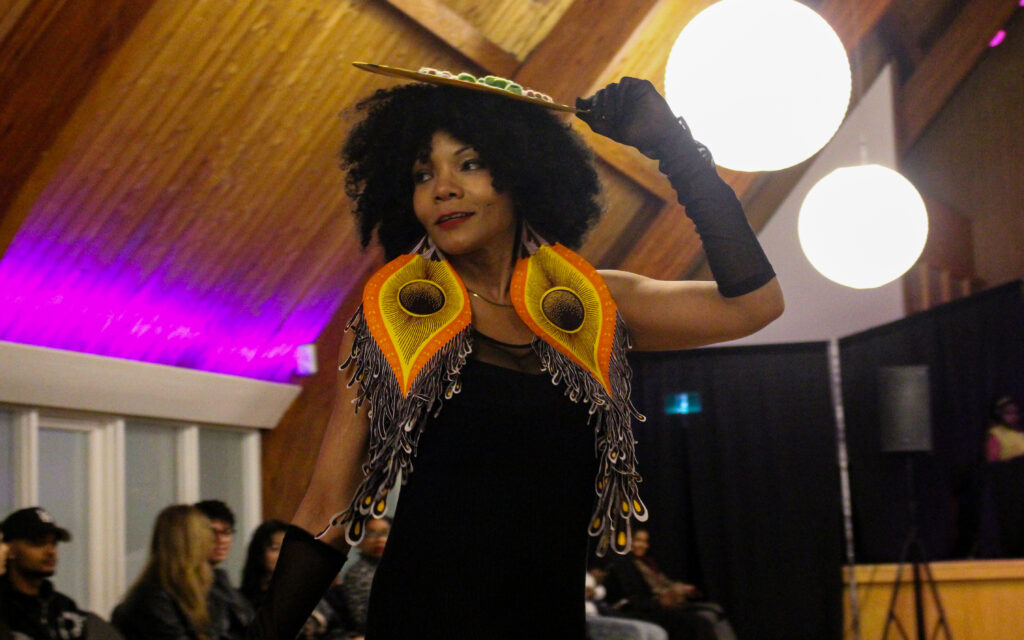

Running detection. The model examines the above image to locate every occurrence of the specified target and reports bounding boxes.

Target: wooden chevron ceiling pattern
[0,0,1013,381]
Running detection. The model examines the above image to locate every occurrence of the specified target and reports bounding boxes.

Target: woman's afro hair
[340,83,602,259]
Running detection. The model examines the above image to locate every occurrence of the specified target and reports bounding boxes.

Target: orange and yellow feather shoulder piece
[327,251,472,545]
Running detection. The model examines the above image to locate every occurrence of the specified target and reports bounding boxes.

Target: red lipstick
[437,212,473,230]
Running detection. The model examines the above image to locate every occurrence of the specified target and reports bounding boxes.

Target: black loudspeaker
[879,365,933,453]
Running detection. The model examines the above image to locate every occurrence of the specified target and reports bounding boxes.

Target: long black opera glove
[246,525,345,640]
[577,77,775,298]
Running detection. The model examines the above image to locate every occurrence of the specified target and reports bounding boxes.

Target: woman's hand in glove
[576,77,685,160]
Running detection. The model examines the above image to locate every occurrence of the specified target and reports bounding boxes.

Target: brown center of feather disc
[398,280,446,316]
[541,288,585,332]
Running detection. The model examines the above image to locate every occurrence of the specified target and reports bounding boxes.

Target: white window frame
[0,341,293,615]
[3,405,263,616]
[31,411,126,614]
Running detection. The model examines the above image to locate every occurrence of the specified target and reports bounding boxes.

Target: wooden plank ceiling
[0,0,1010,382]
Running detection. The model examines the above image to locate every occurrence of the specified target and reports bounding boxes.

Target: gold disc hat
[352,62,583,113]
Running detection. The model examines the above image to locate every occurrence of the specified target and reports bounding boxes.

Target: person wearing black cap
[0,507,88,639]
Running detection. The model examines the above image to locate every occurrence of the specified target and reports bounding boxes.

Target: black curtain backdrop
[839,280,1024,563]
[628,341,842,640]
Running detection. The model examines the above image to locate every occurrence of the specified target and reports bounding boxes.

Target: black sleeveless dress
[365,357,598,639]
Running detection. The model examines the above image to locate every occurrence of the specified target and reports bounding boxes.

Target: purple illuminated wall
[0,236,355,382]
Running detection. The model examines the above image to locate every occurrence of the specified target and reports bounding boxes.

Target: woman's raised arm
[291,328,372,548]
[578,78,783,350]
[601,271,782,351]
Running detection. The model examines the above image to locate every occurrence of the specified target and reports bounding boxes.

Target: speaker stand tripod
[881,456,953,640]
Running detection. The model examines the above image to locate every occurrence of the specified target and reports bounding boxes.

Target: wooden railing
[844,559,1024,639]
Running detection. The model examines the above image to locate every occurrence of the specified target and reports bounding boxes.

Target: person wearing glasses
[194,500,253,640]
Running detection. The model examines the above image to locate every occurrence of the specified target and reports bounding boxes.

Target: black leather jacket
[111,583,200,640]
[207,569,251,640]
[0,574,89,640]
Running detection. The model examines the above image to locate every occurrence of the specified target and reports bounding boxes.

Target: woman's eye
[462,158,484,171]
[413,170,432,184]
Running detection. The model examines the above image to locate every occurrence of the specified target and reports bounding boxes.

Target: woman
[983,395,1024,557]
[239,519,289,610]
[252,71,783,639]
[113,505,214,640]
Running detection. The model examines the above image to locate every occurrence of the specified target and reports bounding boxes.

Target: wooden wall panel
[0,0,156,253]
[1,0,486,373]
[901,9,1024,289]
[897,0,1019,152]
[579,160,661,267]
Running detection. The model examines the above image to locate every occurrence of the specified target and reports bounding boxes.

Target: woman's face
[1000,402,1021,428]
[631,530,650,558]
[262,530,285,575]
[412,131,516,259]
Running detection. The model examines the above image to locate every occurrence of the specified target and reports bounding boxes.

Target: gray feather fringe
[532,313,648,557]
[321,304,472,545]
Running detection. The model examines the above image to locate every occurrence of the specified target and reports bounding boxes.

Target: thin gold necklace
[466,287,514,308]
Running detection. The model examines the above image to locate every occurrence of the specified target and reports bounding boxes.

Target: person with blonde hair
[113,504,216,640]
[1,507,88,639]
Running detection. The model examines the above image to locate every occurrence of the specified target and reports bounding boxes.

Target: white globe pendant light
[665,0,851,172]
[798,165,929,289]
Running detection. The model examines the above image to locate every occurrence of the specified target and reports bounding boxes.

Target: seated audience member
[986,395,1024,462]
[337,517,389,636]
[604,529,735,640]
[302,589,359,640]
[1,507,89,639]
[193,501,252,640]
[585,570,668,640]
[113,505,215,640]
[240,520,357,639]
[983,395,1024,557]
[239,520,289,609]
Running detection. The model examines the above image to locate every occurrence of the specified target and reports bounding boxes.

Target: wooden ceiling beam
[617,201,703,276]
[516,0,675,213]
[819,0,894,49]
[897,0,1019,154]
[383,0,520,78]
[513,0,664,103]
[0,0,156,256]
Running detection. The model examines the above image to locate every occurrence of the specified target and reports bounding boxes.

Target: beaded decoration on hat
[352,62,582,113]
